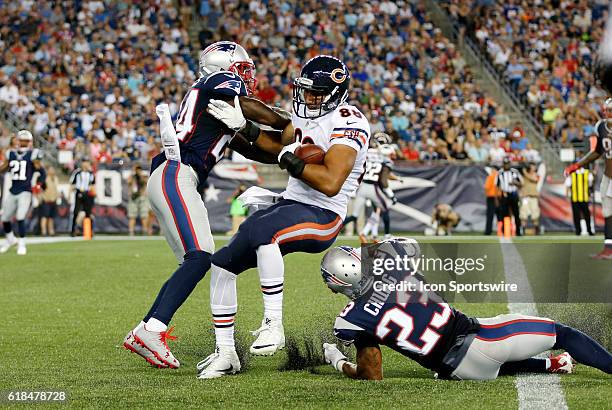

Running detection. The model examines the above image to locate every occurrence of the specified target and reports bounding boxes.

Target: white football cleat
[16,239,26,256]
[123,330,167,368]
[0,234,17,254]
[132,325,180,368]
[249,318,285,356]
[197,347,241,379]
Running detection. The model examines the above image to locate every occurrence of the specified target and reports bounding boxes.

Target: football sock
[146,317,167,332]
[381,211,390,235]
[143,280,169,323]
[605,217,612,250]
[17,220,26,238]
[210,264,237,347]
[3,222,11,235]
[256,243,284,321]
[371,215,380,237]
[553,323,612,374]
[499,358,548,375]
[151,250,211,325]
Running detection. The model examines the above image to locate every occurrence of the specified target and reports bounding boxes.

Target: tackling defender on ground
[319,238,612,380]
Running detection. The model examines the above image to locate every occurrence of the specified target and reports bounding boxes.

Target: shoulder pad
[199,71,248,96]
[331,105,371,149]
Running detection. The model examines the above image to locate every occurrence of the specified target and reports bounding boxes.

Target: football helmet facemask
[199,41,257,94]
[293,55,350,119]
[16,129,33,152]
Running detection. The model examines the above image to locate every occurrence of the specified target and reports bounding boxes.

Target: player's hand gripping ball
[294,144,325,165]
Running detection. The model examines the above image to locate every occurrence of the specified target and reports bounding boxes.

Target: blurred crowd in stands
[445,0,610,149]
[0,0,543,172]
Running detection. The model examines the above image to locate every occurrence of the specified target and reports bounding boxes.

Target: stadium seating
[443,0,609,150]
[0,0,541,167]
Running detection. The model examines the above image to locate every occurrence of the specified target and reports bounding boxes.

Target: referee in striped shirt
[70,160,95,236]
[565,167,594,235]
[495,157,523,235]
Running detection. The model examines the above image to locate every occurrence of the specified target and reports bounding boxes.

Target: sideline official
[70,159,95,236]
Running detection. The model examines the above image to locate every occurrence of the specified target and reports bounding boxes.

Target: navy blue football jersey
[333,243,477,374]
[6,149,45,195]
[150,71,249,185]
[594,120,612,159]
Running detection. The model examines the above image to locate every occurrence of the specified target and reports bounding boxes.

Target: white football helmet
[199,41,257,93]
[321,246,363,299]
[16,129,33,152]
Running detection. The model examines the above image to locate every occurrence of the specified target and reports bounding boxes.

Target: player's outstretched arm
[228,133,280,164]
[566,150,601,175]
[239,97,294,145]
[324,342,383,380]
[0,160,7,173]
[288,144,356,197]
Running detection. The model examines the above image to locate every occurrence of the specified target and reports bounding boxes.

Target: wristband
[242,121,261,143]
[279,152,305,178]
[335,359,348,372]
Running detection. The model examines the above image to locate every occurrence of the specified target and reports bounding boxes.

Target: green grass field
[0,238,610,409]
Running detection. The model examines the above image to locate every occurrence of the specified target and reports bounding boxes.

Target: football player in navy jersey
[565,98,612,259]
[0,130,45,256]
[320,238,612,380]
[123,41,294,369]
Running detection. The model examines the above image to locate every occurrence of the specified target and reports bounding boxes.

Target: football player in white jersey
[197,55,370,379]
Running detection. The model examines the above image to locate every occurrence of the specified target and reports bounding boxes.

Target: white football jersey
[282,104,370,219]
[362,147,393,184]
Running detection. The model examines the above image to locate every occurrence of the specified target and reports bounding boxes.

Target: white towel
[238,186,281,212]
[156,103,181,162]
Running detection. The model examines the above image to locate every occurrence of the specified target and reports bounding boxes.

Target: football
[295,144,325,165]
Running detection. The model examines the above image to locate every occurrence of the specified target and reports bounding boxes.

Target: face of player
[231,62,257,94]
[303,89,327,110]
[17,139,30,151]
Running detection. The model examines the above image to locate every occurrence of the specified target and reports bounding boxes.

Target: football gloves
[278,142,304,178]
[564,163,581,177]
[208,95,246,132]
[323,343,347,372]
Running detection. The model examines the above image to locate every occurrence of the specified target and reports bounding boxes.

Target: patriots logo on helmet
[321,267,351,287]
[203,42,237,55]
[214,80,243,94]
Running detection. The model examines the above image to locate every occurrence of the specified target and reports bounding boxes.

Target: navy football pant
[211,199,343,274]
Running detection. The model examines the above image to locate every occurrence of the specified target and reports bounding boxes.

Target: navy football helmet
[293,55,350,118]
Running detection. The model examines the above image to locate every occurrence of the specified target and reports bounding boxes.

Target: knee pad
[183,250,211,281]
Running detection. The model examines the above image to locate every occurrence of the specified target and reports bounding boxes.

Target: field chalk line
[499,237,568,410]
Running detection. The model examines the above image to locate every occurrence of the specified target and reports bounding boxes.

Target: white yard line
[499,237,568,410]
